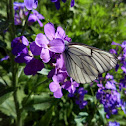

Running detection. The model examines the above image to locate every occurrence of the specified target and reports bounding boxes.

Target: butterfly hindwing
[63,43,117,84]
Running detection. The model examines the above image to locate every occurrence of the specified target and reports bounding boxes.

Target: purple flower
[120,100,126,114]
[0,56,9,62]
[71,0,75,7]
[51,0,74,10]
[121,41,126,48]
[14,2,43,26]
[44,23,71,42]
[15,53,28,63]
[24,56,44,75]
[96,85,121,118]
[35,23,65,63]
[111,41,121,46]
[50,0,65,10]
[121,62,126,73]
[49,81,63,98]
[14,2,27,25]
[105,73,114,80]
[115,64,119,71]
[108,121,120,126]
[63,78,79,95]
[11,36,29,56]
[11,35,44,75]
[24,0,38,10]
[52,72,67,83]
[105,80,116,90]
[15,51,44,75]
[30,41,41,56]
[119,76,126,91]
[14,2,25,10]
[75,87,88,109]
[28,10,44,27]
[109,49,117,55]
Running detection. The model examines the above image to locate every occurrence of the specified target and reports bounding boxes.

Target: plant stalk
[9,0,22,125]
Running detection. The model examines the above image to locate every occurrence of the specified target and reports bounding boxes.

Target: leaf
[98,104,107,124]
[84,94,95,102]
[0,96,16,118]
[36,106,54,126]
[79,112,88,116]
[75,112,88,125]
[38,68,50,75]
[0,19,10,33]
[0,92,13,105]
[22,93,54,111]
[33,102,51,111]
[0,87,13,104]
[0,40,7,48]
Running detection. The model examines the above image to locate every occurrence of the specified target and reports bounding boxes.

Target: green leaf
[0,92,12,104]
[0,97,16,118]
[0,40,7,48]
[36,106,54,126]
[0,19,10,33]
[79,112,88,116]
[84,94,95,102]
[98,104,107,124]
[23,93,54,111]
[0,87,13,104]
[38,68,50,75]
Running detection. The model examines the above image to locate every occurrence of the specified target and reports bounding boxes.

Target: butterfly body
[63,43,117,84]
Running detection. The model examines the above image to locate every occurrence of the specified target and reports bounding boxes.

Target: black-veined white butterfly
[63,42,117,84]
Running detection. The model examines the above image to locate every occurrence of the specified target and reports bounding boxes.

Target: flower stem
[21,10,32,36]
[9,0,22,125]
[11,56,21,126]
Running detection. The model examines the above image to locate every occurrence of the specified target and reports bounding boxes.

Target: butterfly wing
[63,43,117,84]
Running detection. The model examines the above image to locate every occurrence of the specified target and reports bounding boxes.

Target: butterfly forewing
[63,43,117,84]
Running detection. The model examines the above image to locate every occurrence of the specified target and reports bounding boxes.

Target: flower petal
[36,18,43,27]
[53,72,67,83]
[0,56,9,62]
[28,14,37,22]
[32,0,38,9]
[40,48,50,63]
[49,38,65,53]
[24,58,44,75]
[49,82,59,92]
[24,0,34,10]
[55,26,66,39]
[30,42,41,55]
[71,0,75,7]
[35,33,49,47]
[54,88,63,98]
[51,0,58,2]
[15,53,27,63]
[44,23,55,40]
[21,36,29,46]
[55,1,60,10]
[62,0,66,3]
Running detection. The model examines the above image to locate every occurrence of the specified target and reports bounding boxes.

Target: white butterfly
[63,43,117,84]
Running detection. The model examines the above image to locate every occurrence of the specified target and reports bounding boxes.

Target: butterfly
[63,43,117,84]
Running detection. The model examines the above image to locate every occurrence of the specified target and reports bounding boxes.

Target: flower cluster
[14,1,44,27]
[11,21,88,109]
[108,121,120,126]
[74,87,88,109]
[96,73,121,118]
[51,0,75,10]
[11,36,44,75]
[110,41,126,91]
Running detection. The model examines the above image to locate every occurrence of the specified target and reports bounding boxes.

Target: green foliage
[0,0,126,126]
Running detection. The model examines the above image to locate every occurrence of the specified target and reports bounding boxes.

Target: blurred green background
[0,0,126,125]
